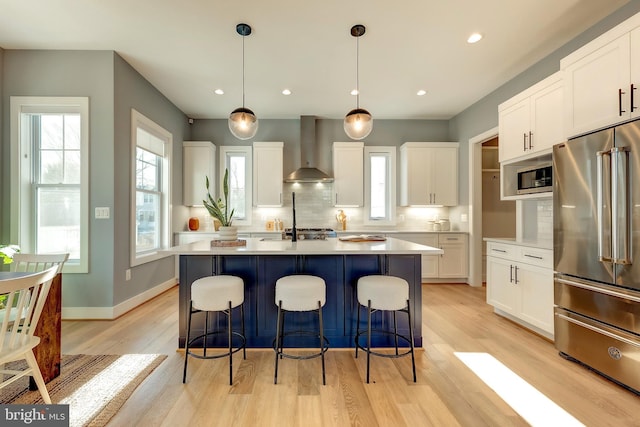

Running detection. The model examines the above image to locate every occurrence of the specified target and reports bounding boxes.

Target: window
[10,97,89,273]
[130,110,172,265]
[364,146,396,225]
[219,146,252,226]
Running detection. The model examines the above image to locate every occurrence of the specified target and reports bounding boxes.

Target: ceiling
[0,0,629,120]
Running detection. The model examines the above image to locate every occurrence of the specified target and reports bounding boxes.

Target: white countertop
[175,229,467,235]
[483,237,552,250]
[163,236,444,256]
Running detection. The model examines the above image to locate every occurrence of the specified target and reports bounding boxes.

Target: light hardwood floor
[61,284,640,426]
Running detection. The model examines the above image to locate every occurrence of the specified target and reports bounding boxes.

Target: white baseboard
[62,277,178,320]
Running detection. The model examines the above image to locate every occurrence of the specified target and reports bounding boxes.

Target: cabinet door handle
[529,131,533,150]
[514,266,519,284]
[432,193,436,204]
[524,254,543,260]
[632,84,637,112]
[619,88,626,116]
[509,265,513,283]
[523,133,527,151]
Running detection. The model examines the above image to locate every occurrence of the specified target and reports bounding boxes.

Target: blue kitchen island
[165,237,442,348]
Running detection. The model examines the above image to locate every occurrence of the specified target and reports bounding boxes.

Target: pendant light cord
[356,34,360,109]
[242,32,246,109]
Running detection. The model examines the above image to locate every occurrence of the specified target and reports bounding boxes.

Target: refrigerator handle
[596,150,612,262]
[612,147,631,265]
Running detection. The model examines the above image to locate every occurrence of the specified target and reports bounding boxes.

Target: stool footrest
[355,329,413,358]
[273,331,329,360]
[187,331,246,360]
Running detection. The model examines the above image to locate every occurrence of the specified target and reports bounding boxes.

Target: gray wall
[0,50,187,309]
[113,54,189,305]
[1,50,116,307]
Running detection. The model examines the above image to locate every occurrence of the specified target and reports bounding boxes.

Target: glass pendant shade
[228,107,258,140]
[344,108,373,140]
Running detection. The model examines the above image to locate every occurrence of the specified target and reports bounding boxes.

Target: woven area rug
[0,353,167,427]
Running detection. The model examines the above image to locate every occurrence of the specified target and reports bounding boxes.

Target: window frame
[218,146,253,226]
[10,96,89,273]
[364,146,396,226]
[130,109,173,266]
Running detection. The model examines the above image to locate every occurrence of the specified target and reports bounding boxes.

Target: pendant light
[228,23,258,140]
[344,24,373,140]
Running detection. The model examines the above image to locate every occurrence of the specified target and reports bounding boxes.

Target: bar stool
[274,275,329,385]
[355,275,416,383]
[183,275,246,385]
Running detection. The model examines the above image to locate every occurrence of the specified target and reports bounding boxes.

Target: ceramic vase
[218,226,238,241]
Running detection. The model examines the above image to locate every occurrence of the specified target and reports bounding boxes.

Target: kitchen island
[164,237,442,348]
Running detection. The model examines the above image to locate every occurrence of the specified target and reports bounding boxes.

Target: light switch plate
[95,207,110,219]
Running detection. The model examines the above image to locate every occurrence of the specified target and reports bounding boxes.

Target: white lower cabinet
[486,241,554,338]
[395,233,468,281]
[438,234,468,278]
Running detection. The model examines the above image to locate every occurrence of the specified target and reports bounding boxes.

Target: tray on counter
[339,235,387,242]
[210,239,247,247]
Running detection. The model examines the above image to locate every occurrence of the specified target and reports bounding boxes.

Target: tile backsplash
[536,199,553,241]
[187,182,459,232]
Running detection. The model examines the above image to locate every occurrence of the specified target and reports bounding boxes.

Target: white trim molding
[62,278,177,320]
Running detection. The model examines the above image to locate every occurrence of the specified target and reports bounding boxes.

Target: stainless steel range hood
[285,116,333,183]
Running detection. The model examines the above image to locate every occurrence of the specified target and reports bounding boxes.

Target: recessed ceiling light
[467,33,483,44]
[350,89,359,96]
[214,89,224,95]
[282,89,292,95]
[417,89,427,96]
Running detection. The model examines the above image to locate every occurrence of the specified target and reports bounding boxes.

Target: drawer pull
[555,277,640,303]
[492,249,507,253]
[556,313,640,348]
[524,254,543,260]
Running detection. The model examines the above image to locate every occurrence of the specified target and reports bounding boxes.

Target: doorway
[468,127,516,287]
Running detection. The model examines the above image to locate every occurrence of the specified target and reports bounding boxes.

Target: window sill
[131,250,174,267]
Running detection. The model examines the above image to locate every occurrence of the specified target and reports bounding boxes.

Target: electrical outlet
[461,214,468,222]
[125,269,131,281]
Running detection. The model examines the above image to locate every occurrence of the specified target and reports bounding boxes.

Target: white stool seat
[357,275,408,311]
[275,275,326,311]
[192,275,244,312]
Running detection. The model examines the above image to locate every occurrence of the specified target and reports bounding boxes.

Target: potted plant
[0,244,20,265]
[204,168,237,241]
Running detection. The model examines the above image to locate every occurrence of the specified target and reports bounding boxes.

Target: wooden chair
[0,265,59,403]
[10,253,69,275]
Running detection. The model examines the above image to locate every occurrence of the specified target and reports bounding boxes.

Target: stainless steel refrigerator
[553,120,640,394]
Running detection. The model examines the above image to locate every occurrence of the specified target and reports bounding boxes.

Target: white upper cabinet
[253,142,283,207]
[561,12,640,138]
[400,142,459,207]
[498,72,563,162]
[183,141,215,206]
[332,142,363,206]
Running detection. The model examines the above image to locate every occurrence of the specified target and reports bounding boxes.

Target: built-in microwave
[517,162,552,195]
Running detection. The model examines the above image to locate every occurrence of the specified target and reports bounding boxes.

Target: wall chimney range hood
[285,116,333,183]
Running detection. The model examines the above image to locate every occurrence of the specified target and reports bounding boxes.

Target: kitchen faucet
[291,192,297,242]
